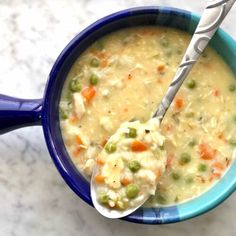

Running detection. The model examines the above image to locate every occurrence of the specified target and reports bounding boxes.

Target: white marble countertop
[0,0,236,235]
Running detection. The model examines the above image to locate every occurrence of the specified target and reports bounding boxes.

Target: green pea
[66,91,73,102]
[176,49,182,55]
[198,163,207,172]
[229,84,236,92]
[179,153,191,165]
[128,160,141,173]
[232,115,236,122]
[116,201,126,210]
[127,127,137,138]
[90,74,99,85]
[105,143,117,153]
[185,177,194,184]
[60,108,68,120]
[186,79,196,89]
[156,193,167,205]
[90,58,100,67]
[171,172,181,181]
[188,139,197,147]
[185,112,195,118]
[160,37,170,47]
[159,145,165,151]
[69,79,82,92]
[166,49,172,57]
[98,192,109,204]
[94,41,104,51]
[125,184,139,199]
[229,139,236,146]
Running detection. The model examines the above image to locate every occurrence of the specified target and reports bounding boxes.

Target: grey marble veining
[0,1,236,235]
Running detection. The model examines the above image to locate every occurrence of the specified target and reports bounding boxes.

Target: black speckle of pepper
[79,125,82,128]
[198,116,203,121]
[175,196,179,203]
[108,110,111,114]
[145,129,150,134]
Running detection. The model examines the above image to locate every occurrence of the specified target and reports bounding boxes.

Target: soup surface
[60,26,236,206]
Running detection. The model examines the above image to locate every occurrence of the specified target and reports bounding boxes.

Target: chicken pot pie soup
[60,26,236,208]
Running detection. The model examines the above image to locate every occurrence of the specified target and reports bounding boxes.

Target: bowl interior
[42,7,236,224]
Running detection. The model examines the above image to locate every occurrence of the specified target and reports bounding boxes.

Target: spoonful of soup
[91,0,236,218]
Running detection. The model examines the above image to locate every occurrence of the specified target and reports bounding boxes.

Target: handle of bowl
[0,94,42,135]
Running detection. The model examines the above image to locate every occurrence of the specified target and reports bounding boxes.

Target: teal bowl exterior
[0,7,236,224]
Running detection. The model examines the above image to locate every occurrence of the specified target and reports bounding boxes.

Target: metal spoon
[91,0,236,218]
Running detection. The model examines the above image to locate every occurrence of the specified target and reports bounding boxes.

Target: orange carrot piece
[101,59,108,68]
[198,143,217,160]
[131,140,148,152]
[96,158,105,166]
[166,153,174,170]
[211,172,221,180]
[155,169,162,180]
[157,64,165,73]
[100,138,109,148]
[69,115,78,124]
[82,86,96,102]
[213,162,225,171]
[213,89,220,97]
[165,123,173,132]
[174,98,184,109]
[121,178,132,186]
[95,174,105,183]
[73,147,82,157]
[76,135,83,145]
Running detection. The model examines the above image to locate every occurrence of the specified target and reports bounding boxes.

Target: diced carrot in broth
[174,98,184,109]
[164,123,173,132]
[155,169,162,180]
[128,74,132,80]
[73,147,82,157]
[76,135,83,145]
[157,64,165,73]
[198,143,217,160]
[69,115,78,124]
[101,59,108,68]
[166,153,174,170]
[213,89,220,97]
[210,172,221,181]
[96,157,105,166]
[121,178,132,186]
[213,162,225,171]
[95,174,105,183]
[100,138,109,148]
[131,140,149,152]
[82,86,96,102]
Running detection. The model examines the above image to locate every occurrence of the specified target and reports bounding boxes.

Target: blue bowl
[0,7,236,224]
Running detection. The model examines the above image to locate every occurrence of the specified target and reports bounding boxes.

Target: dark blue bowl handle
[0,94,43,134]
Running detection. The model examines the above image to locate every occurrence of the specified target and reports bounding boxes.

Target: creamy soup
[60,26,236,207]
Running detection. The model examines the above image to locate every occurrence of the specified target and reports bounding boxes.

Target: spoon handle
[153,0,235,120]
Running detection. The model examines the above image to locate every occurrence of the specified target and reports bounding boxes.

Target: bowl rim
[42,6,236,224]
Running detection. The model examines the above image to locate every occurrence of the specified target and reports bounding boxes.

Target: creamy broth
[60,26,236,206]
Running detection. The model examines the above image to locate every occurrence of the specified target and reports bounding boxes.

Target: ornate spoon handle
[153,0,236,120]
